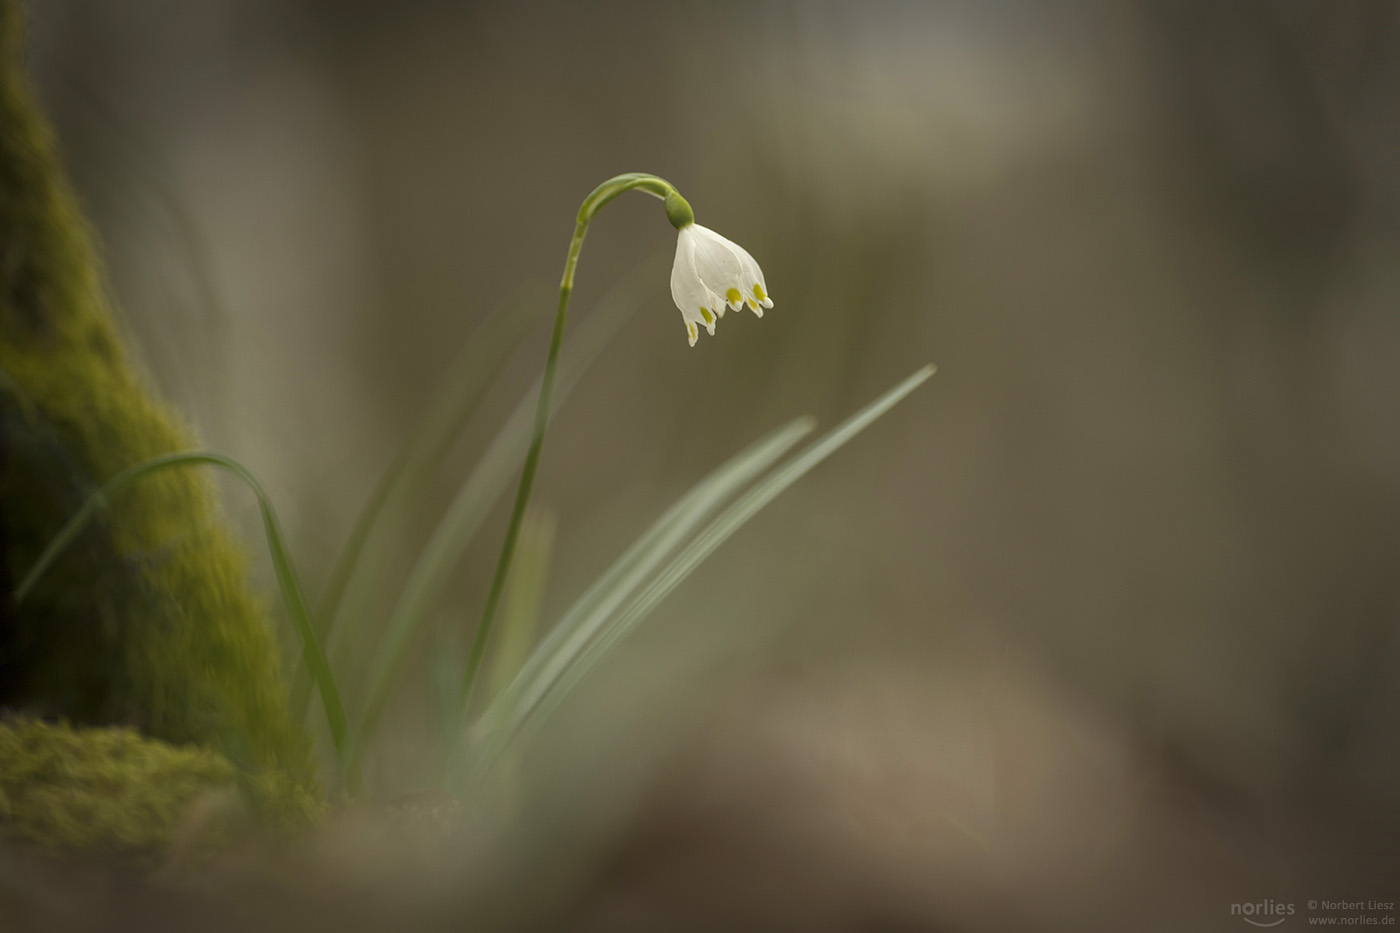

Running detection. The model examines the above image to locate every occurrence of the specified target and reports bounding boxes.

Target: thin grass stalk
[13,451,349,763]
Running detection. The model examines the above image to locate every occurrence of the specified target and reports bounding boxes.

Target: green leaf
[471,364,935,780]
[473,416,816,767]
[487,506,557,703]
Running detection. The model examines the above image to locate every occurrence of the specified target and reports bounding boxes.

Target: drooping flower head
[665,192,774,347]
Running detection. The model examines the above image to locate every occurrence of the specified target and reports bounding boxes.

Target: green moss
[0,716,242,866]
[0,0,315,797]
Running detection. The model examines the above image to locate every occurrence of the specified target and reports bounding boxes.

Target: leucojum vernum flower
[340,172,784,782]
[663,189,774,346]
[452,173,775,736]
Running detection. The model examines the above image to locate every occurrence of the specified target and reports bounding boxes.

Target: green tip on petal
[664,191,694,230]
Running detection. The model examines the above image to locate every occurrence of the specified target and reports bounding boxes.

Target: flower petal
[670,228,723,343]
[723,237,773,311]
[670,235,707,313]
[694,224,773,315]
[669,222,774,344]
[689,225,749,295]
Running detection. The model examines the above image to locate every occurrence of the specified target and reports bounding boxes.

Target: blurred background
[20,0,1400,927]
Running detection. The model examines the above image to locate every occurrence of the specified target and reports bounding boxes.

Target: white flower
[669,223,774,347]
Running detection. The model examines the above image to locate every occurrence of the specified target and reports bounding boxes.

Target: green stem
[451,173,677,738]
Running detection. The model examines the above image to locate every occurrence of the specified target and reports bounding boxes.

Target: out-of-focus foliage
[4,0,1397,927]
[0,715,239,865]
[0,0,314,790]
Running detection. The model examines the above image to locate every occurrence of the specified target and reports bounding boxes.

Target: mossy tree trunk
[0,0,314,790]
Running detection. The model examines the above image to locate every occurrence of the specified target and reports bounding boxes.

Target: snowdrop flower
[665,192,774,347]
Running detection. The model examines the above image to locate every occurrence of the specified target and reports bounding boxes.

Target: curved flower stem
[450,173,678,740]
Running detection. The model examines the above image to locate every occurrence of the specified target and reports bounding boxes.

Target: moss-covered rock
[0,715,245,867]
[0,0,315,796]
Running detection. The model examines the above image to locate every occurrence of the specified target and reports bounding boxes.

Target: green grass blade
[473,415,817,768]
[487,506,556,703]
[478,365,935,772]
[291,282,552,721]
[438,505,556,786]
[13,451,349,763]
[430,623,466,781]
[344,255,663,778]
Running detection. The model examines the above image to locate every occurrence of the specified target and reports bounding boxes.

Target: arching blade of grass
[472,365,935,779]
[343,256,663,781]
[13,451,348,765]
[461,414,817,778]
[290,282,553,721]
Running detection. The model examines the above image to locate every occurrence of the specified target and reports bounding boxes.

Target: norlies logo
[1231,900,1296,927]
